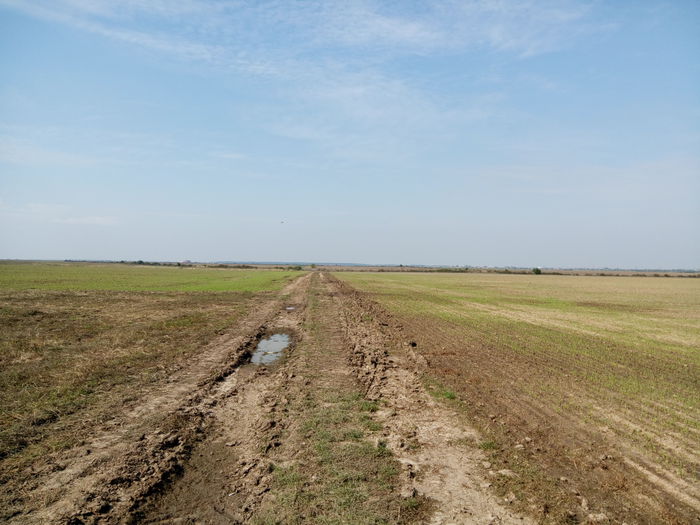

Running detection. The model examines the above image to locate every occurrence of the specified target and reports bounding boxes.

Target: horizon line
[1,259,698,273]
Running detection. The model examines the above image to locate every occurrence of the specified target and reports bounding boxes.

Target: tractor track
[8,272,532,524]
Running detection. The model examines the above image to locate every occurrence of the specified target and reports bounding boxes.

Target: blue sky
[1,0,698,268]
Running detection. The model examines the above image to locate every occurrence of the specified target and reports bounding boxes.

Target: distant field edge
[1,260,697,278]
[0,262,305,292]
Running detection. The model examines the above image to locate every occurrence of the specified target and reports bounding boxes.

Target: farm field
[338,271,700,522]
[0,262,301,515]
[2,262,698,524]
[0,261,300,292]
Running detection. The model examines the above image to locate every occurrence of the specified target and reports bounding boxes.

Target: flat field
[0,262,299,476]
[338,271,700,521]
[0,261,298,292]
[2,264,698,523]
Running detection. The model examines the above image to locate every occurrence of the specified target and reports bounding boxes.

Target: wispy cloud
[0,0,596,66]
[0,1,227,64]
[311,2,441,50]
[449,0,593,56]
[0,0,598,157]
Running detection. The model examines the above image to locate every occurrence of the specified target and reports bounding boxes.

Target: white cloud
[313,2,441,50]
[0,0,602,167]
[0,0,270,72]
[0,0,596,65]
[448,0,592,56]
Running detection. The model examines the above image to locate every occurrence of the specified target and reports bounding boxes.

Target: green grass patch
[424,377,458,401]
[441,389,457,400]
[339,271,700,424]
[359,400,379,412]
[0,261,302,292]
[479,440,499,450]
[258,386,427,524]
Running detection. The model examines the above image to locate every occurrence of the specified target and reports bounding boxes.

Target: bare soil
[2,272,539,524]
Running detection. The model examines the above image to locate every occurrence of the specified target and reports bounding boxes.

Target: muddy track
[134,272,529,524]
[6,274,312,524]
[8,272,533,524]
[329,274,532,524]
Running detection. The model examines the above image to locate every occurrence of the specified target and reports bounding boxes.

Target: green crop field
[0,262,300,292]
[337,271,700,516]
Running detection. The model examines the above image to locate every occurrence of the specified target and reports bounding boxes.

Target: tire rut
[330,274,533,524]
[12,272,543,524]
[8,274,312,525]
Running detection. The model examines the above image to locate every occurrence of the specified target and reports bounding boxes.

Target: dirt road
[6,272,533,524]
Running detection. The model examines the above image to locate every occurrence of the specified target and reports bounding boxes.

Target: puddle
[250,334,290,365]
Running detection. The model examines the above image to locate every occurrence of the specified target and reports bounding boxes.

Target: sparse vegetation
[479,440,498,450]
[359,400,379,412]
[252,277,429,524]
[0,263,301,474]
[339,271,700,522]
[3,263,697,523]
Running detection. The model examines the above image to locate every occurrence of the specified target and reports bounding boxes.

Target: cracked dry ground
[4,272,532,524]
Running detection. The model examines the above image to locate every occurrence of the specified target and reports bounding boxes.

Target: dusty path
[8,272,532,524]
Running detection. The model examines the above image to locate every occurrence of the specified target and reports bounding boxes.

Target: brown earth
[1,274,310,523]
[2,272,538,524]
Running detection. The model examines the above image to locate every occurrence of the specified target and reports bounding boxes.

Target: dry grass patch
[0,289,254,478]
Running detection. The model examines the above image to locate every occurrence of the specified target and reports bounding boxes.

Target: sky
[0,0,698,268]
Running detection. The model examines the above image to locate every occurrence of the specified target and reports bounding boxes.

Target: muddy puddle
[250,333,290,365]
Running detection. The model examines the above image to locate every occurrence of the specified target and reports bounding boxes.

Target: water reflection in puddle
[250,334,290,365]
